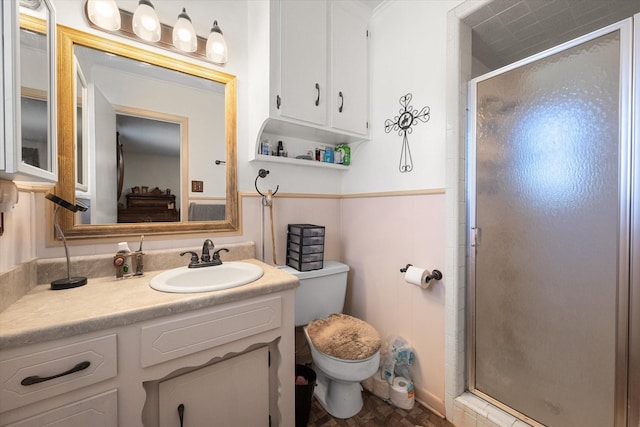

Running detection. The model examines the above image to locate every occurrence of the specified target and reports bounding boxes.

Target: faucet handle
[213,248,229,263]
[180,251,200,267]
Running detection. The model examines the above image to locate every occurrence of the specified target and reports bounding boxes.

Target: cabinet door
[279,0,327,125]
[158,347,270,427]
[1,2,57,183]
[330,1,369,135]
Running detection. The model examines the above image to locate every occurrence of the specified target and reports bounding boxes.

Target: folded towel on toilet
[307,313,381,360]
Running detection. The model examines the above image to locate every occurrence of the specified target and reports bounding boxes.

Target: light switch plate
[192,180,203,192]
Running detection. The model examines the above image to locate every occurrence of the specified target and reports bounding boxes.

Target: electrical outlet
[192,180,204,192]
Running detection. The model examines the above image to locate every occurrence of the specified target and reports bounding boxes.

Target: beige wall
[0,189,37,272]
[342,192,447,414]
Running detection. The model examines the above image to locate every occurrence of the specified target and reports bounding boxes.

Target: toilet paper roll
[404,266,431,289]
[372,370,391,400]
[390,376,415,410]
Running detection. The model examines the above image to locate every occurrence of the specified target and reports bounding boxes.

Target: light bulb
[132,0,160,42]
[172,8,197,52]
[86,0,121,31]
[206,21,228,64]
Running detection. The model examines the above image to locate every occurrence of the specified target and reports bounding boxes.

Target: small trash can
[295,364,316,427]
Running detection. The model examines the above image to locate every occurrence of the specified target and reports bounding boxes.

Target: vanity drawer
[140,296,281,367]
[0,334,117,413]
[5,389,118,427]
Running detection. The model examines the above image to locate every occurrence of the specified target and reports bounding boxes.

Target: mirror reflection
[20,21,51,172]
[56,26,239,239]
[75,55,88,192]
[72,43,226,224]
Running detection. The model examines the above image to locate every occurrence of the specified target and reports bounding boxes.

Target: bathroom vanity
[0,259,297,426]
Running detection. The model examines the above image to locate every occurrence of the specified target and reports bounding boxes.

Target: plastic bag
[380,335,414,384]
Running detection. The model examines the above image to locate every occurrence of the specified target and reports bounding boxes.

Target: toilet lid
[307,313,381,360]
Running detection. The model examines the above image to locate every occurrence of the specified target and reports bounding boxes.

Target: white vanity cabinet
[0,280,296,427]
[137,294,290,427]
[0,0,58,183]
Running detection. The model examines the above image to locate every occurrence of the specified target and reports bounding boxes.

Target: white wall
[340,0,463,415]
[342,0,460,194]
[0,190,36,272]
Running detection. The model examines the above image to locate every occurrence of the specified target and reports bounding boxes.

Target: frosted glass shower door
[468,21,632,427]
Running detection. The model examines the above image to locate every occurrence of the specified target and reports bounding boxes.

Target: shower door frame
[630,13,640,427]
[466,19,634,427]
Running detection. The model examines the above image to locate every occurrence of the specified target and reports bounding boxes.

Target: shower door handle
[471,227,480,247]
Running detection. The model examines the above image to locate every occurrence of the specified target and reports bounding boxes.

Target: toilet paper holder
[400,264,442,283]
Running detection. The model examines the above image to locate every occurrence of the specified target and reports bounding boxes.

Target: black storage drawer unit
[287,258,324,271]
[287,224,325,271]
[288,224,325,237]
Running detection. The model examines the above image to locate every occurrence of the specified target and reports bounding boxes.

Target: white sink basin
[150,262,264,293]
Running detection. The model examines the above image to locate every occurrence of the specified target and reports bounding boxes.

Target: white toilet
[280,261,381,419]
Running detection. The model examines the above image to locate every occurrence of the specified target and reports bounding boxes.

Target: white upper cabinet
[279,0,328,126]
[249,0,370,159]
[275,0,369,137]
[1,0,57,183]
[329,1,369,136]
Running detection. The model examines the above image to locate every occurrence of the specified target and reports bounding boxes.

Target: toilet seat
[306,313,381,360]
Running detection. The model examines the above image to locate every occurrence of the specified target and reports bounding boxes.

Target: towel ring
[255,169,279,198]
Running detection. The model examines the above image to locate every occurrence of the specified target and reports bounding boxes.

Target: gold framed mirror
[55,25,238,240]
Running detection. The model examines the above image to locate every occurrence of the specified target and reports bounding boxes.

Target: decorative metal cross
[384,93,431,173]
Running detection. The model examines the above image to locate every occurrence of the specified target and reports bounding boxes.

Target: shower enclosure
[467,16,639,427]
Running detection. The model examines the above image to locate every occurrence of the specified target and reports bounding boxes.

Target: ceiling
[466,0,640,71]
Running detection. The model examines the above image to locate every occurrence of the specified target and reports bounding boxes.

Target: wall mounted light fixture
[84,0,228,64]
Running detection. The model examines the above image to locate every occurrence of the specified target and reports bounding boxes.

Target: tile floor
[305,390,455,427]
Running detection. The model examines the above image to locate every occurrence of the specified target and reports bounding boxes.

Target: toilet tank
[279,261,349,326]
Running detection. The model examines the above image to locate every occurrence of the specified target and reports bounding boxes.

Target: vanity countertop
[0,259,298,350]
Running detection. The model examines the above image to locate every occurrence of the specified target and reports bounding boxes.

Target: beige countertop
[0,259,298,350]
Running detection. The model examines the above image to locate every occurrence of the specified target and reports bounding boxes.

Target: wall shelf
[251,154,349,170]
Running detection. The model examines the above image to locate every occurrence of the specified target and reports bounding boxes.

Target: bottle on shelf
[261,139,271,155]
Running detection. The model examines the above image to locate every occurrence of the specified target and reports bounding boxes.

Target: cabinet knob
[315,83,320,106]
[338,91,344,113]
